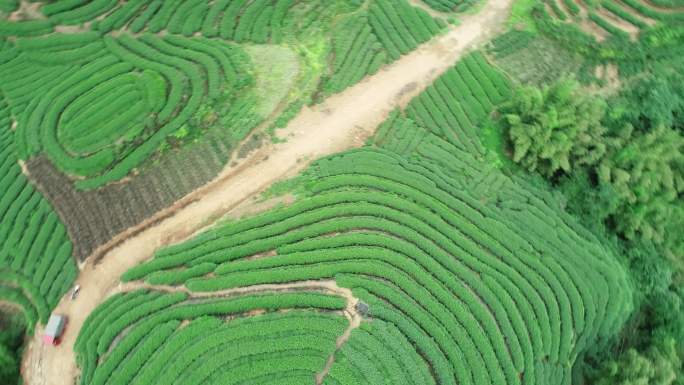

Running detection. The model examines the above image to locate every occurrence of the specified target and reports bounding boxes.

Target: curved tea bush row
[600,0,651,29]
[322,0,445,95]
[404,51,511,155]
[0,33,253,189]
[619,0,684,22]
[0,284,39,330]
[422,0,467,12]
[1,1,446,190]
[373,111,429,156]
[122,138,633,385]
[369,0,445,60]
[42,0,118,25]
[111,54,631,385]
[0,94,77,331]
[648,0,684,5]
[0,19,53,37]
[29,0,462,43]
[322,16,387,96]
[53,0,326,42]
[35,0,444,99]
[588,11,632,39]
[75,289,346,385]
[546,0,569,20]
[538,0,683,47]
[324,319,435,385]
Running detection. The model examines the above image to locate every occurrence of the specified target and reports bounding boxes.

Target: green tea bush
[0,96,77,334]
[116,137,632,385]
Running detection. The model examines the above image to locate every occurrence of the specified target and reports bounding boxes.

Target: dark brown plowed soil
[25,134,234,261]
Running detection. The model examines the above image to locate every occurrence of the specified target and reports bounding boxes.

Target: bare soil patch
[592,63,622,95]
[8,0,43,21]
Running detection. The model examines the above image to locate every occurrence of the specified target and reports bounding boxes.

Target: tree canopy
[500,77,607,177]
[0,311,24,385]
[592,341,680,385]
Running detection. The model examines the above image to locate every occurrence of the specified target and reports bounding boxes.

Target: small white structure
[71,285,80,300]
[43,314,66,345]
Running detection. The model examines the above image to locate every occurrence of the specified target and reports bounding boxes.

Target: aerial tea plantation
[79,54,634,385]
[3,0,679,384]
[0,92,77,335]
[0,0,447,189]
[0,0,450,261]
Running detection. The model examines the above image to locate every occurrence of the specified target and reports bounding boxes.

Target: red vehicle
[43,314,67,345]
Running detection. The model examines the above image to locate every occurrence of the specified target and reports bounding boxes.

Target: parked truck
[43,314,67,345]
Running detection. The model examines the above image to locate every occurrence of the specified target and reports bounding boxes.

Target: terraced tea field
[1,0,449,260]
[541,0,683,40]
[107,54,633,385]
[0,93,77,335]
[0,1,654,385]
[532,0,684,52]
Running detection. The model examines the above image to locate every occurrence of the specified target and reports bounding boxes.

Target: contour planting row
[324,320,435,385]
[0,0,448,197]
[19,0,341,43]
[122,144,632,385]
[33,0,454,48]
[618,0,684,22]
[44,0,301,41]
[0,32,253,189]
[543,0,642,38]
[0,94,77,332]
[422,0,468,12]
[75,289,347,385]
[322,0,446,95]
[405,52,511,155]
[373,111,430,156]
[538,0,684,47]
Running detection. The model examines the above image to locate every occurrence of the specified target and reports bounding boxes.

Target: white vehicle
[70,285,80,300]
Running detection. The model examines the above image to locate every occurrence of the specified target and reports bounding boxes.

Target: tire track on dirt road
[22,0,514,383]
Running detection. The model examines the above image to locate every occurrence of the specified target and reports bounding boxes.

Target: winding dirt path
[21,0,514,384]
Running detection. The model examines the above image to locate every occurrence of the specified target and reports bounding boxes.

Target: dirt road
[22,0,513,383]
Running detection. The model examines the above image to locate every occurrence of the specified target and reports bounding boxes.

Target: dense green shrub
[0,311,25,385]
[500,77,608,177]
[0,96,76,338]
[597,125,683,246]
